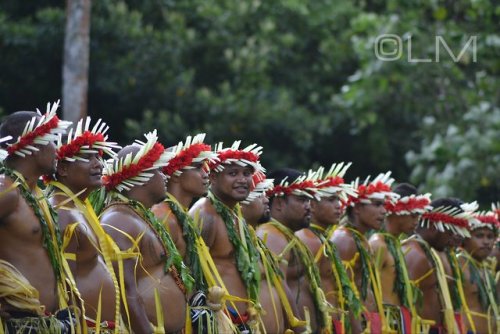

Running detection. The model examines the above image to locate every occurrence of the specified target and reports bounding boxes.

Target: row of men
[0,101,498,333]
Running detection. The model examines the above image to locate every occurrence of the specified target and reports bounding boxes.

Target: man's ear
[56,161,70,178]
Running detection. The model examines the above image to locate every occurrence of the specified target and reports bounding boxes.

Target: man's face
[210,164,253,202]
[464,228,496,261]
[389,213,419,235]
[282,194,311,231]
[59,153,103,191]
[36,142,57,175]
[179,162,209,197]
[433,230,454,251]
[357,199,387,231]
[148,169,168,204]
[311,194,341,226]
[241,194,270,225]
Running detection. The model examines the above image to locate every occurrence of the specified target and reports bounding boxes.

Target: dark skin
[330,200,387,333]
[296,195,341,314]
[257,194,313,333]
[460,228,497,333]
[0,142,61,314]
[189,165,253,316]
[49,153,117,321]
[152,163,209,259]
[101,146,186,334]
[369,213,419,306]
[402,226,453,326]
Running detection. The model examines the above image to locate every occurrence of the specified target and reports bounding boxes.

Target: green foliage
[0,0,498,204]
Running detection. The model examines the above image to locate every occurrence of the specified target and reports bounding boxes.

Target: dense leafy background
[0,0,498,206]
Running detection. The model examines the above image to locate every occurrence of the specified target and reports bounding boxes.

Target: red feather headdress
[267,171,320,200]
[162,133,217,176]
[385,193,432,215]
[313,162,357,202]
[419,206,470,238]
[56,117,120,162]
[242,171,274,205]
[102,130,174,192]
[2,100,71,159]
[208,141,264,173]
[346,172,399,207]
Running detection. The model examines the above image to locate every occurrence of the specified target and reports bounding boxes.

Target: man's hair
[392,182,418,198]
[0,111,39,148]
[267,168,302,208]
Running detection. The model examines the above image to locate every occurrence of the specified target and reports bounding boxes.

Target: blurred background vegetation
[0,0,498,206]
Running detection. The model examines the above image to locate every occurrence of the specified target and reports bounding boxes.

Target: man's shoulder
[189,197,217,218]
[100,204,145,235]
[368,232,388,249]
[0,174,20,220]
[151,201,176,224]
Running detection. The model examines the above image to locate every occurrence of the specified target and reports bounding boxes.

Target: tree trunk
[62,0,91,123]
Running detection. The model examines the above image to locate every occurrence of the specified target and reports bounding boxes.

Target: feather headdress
[208,141,264,173]
[3,100,71,159]
[102,130,174,192]
[162,133,217,176]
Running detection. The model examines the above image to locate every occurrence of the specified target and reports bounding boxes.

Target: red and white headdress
[492,202,500,221]
[385,193,432,216]
[313,162,357,202]
[267,171,320,200]
[209,141,264,173]
[242,171,274,205]
[102,130,174,192]
[162,133,217,177]
[2,100,71,159]
[419,206,470,238]
[0,136,13,161]
[56,117,120,162]
[468,211,499,234]
[346,172,399,207]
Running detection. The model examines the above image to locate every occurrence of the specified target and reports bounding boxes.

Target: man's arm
[403,242,433,289]
[0,175,19,221]
[193,208,217,249]
[101,210,152,334]
[368,233,388,271]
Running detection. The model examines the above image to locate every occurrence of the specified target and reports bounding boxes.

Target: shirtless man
[100,131,191,333]
[151,133,219,333]
[241,171,308,333]
[0,102,81,332]
[189,141,264,333]
[296,163,361,334]
[458,210,499,333]
[257,168,331,333]
[369,183,431,333]
[330,172,398,333]
[403,198,469,334]
[47,117,121,332]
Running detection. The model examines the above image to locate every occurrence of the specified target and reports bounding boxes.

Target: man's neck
[167,186,192,209]
[6,160,40,190]
[347,218,370,235]
[210,189,237,209]
[310,219,330,232]
[385,220,402,237]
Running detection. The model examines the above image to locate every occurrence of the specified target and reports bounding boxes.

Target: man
[100,130,192,333]
[458,210,499,333]
[330,172,398,333]
[189,141,264,333]
[403,198,470,333]
[296,163,361,334]
[0,101,82,332]
[257,168,332,333]
[46,117,121,332]
[241,171,309,333]
[368,183,431,333]
[240,171,273,228]
[151,133,221,333]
